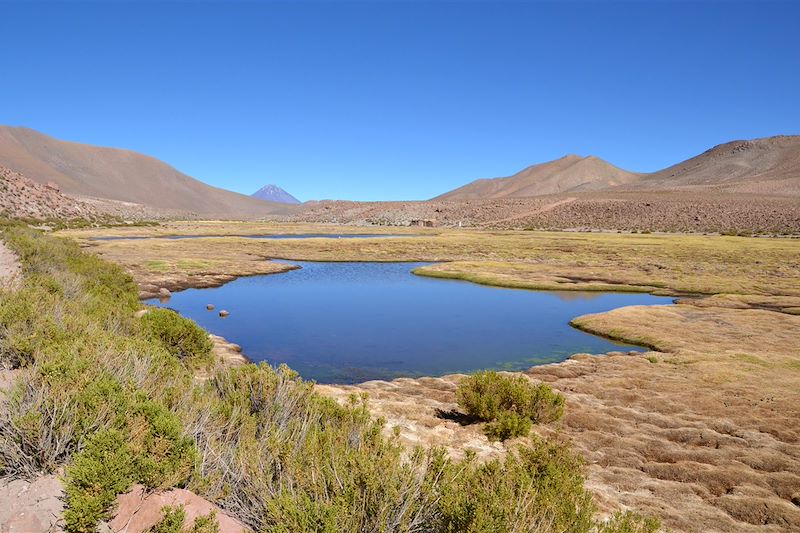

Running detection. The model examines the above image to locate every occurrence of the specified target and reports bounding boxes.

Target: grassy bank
[0,223,658,532]
[61,224,800,308]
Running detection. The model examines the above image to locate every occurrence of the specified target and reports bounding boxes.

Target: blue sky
[1,1,798,201]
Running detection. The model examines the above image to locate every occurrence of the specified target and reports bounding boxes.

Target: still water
[148,261,672,384]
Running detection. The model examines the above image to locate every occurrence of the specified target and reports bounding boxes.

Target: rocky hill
[436,155,641,200]
[0,166,99,220]
[624,135,800,196]
[251,184,301,204]
[0,126,297,218]
[294,191,800,234]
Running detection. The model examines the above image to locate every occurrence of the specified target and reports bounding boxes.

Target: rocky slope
[293,191,800,234]
[0,165,99,220]
[0,126,296,218]
[625,135,800,196]
[251,184,301,204]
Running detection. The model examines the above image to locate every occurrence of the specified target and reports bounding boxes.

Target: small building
[410,219,437,227]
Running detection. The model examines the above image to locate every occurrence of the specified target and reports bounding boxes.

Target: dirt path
[0,240,21,289]
[479,196,577,227]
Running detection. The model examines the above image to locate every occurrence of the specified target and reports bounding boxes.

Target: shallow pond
[92,233,418,241]
[148,261,672,384]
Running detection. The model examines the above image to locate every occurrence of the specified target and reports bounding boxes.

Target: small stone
[219,310,230,317]
[134,309,148,318]
[158,287,171,297]
[206,304,215,311]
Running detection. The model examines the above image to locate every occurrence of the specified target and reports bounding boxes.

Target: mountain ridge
[436,135,800,200]
[0,126,296,217]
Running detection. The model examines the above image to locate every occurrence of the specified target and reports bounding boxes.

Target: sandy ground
[0,240,20,290]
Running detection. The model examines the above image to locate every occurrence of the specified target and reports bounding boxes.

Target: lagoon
[149,261,672,384]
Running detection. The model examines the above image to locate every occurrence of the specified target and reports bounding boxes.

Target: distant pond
[148,261,672,384]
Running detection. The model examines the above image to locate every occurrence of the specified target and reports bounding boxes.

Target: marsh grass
[64,224,800,309]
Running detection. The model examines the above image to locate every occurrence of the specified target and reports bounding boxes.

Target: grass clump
[148,506,219,533]
[456,371,565,441]
[598,511,662,533]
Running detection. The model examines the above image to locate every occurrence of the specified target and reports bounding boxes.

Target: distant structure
[251,184,301,205]
[410,219,436,227]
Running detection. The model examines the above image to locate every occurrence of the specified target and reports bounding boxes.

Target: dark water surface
[92,233,417,241]
[148,261,672,384]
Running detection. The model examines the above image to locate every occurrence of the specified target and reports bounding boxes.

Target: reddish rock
[0,475,65,533]
[108,485,246,533]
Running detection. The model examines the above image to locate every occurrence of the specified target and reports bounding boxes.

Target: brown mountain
[437,135,800,201]
[0,126,294,217]
[623,135,800,196]
[435,154,641,201]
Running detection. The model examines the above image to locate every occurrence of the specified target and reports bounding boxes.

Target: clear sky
[1,1,798,201]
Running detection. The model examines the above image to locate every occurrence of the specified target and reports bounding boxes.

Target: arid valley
[48,221,800,532]
[2,2,800,532]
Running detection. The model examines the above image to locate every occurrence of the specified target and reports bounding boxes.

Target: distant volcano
[251,184,301,204]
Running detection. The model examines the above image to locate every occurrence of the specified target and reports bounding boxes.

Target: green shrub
[484,411,532,441]
[139,308,213,364]
[456,371,565,441]
[63,430,136,532]
[148,506,220,533]
[436,438,594,532]
[63,400,196,532]
[149,506,186,533]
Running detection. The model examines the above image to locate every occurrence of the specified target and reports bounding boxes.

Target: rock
[158,287,172,297]
[107,485,247,533]
[134,309,148,318]
[219,310,230,317]
[0,475,65,533]
[206,304,215,311]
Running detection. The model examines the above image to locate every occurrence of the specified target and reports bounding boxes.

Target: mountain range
[0,126,798,223]
[435,135,800,200]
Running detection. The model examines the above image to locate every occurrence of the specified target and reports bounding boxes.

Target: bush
[149,506,220,533]
[456,371,565,441]
[139,308,213,365]
[437,438,595,532]
[63,400,196,532]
